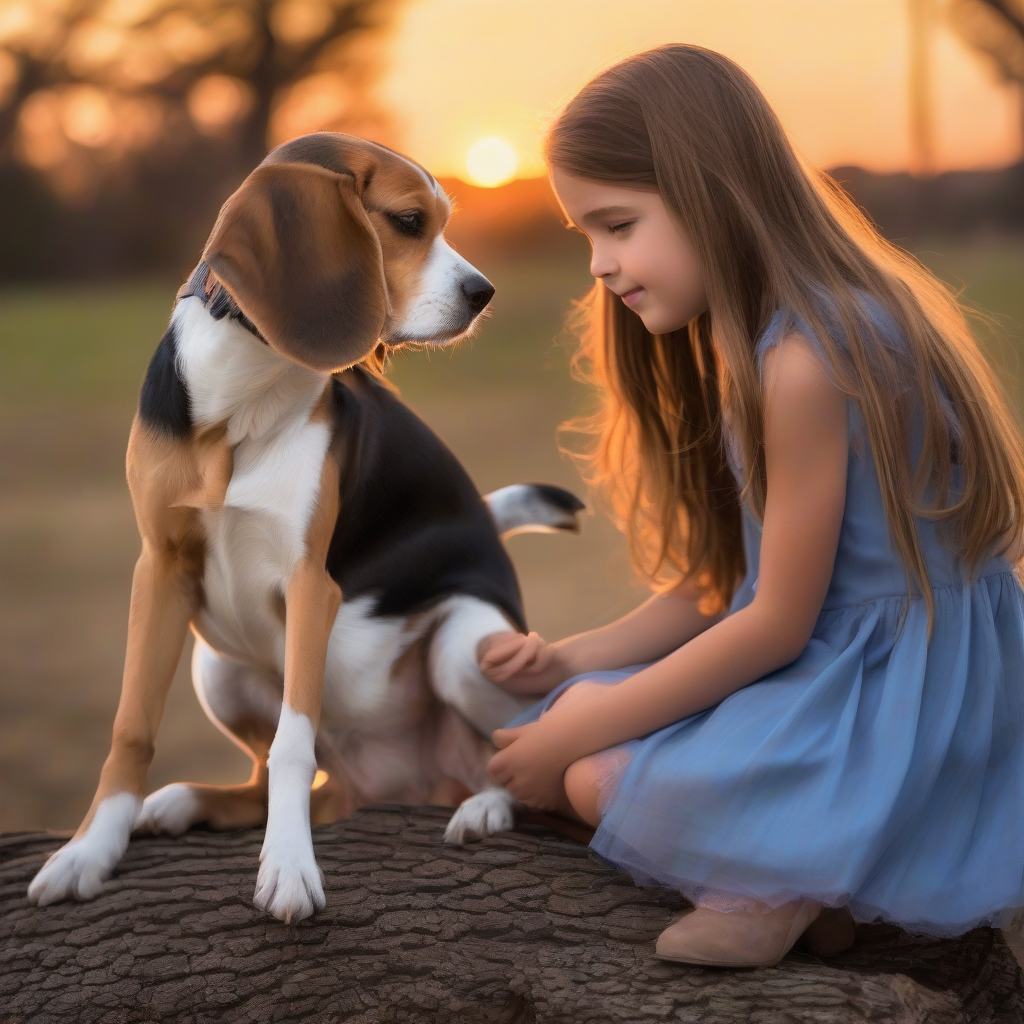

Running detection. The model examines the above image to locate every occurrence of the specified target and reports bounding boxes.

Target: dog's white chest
[221,415,331,546]
[198,416,332,668]
[173,299,332,668]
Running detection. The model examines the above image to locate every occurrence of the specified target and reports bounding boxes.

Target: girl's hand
[487,720,572,811]
[477,631,570,695]
[479,631,550,680]
[488,682,609,808]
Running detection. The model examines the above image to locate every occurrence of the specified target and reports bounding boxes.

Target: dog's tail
[484,483,585,539]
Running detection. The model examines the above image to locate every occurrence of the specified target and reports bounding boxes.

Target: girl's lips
[621,287,644,307]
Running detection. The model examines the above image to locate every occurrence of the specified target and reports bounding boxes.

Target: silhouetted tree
[949,0,1024,148]
[0,0,399,279]
[908,0,937,175]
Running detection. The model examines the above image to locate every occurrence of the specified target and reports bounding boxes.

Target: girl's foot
[655,899,822,968]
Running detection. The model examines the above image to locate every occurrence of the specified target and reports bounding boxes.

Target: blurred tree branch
[949,0,1024,147]
[0,0,400,268]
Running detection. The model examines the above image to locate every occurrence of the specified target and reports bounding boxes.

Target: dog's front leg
[28,508,199,904]
[254,464,340,924]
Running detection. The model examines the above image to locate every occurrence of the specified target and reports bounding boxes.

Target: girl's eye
[608,221,635,234]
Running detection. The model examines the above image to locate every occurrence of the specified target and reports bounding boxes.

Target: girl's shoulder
[754,288,909,390]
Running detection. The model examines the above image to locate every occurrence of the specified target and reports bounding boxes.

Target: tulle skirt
[507,570,1024,937]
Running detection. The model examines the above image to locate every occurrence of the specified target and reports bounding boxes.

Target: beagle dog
[27,133,583,923]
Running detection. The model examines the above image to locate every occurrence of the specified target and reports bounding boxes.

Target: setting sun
[386,1,1023,177]
[465,135,519,187]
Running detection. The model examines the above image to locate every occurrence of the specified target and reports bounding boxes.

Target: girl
[475,44,1024,969]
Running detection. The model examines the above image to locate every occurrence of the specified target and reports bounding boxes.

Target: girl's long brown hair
[547,44,1024,635]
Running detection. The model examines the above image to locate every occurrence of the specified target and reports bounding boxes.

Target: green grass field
[1,240,1022,834]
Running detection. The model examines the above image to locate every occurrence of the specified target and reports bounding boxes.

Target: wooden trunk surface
[1,806,1021,1023]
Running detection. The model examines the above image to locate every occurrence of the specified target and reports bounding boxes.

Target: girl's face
[550,169,708,334]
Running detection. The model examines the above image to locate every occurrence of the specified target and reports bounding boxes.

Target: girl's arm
[557,578,730,671]
[489,333,849,799]
[479,577,729,695]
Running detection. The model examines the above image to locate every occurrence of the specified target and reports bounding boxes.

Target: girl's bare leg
[538,682,621,829]
[562,755,604,828]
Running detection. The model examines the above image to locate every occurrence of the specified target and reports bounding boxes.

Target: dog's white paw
[444,788,518,845]
[253,846,325,923]
[134,784,202,837]
[29,841,114,905]
[28,793,140,906]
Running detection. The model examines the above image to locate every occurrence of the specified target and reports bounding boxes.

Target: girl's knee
[542,679,604,717]
[563,755,602,828]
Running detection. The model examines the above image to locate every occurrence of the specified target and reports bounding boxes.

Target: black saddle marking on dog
[326,370,526,632]
[139,321,192,440]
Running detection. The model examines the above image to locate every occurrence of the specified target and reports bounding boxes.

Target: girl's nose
[589,245,618,281]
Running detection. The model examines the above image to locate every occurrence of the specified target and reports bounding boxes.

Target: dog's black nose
[461,274,495,314]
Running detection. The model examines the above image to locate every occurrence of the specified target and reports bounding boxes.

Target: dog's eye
[388,211,423,237]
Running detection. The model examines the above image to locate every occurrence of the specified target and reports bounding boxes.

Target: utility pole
[908,0,937,175]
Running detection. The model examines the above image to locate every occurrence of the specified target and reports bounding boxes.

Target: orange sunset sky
[379,0,1022,181]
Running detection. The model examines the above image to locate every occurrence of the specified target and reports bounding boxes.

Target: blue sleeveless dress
[506,301,1024,938]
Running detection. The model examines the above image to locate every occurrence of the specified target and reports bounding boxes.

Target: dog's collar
[176,261,267,344]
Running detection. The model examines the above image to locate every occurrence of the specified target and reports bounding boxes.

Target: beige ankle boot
[655,899,822,968]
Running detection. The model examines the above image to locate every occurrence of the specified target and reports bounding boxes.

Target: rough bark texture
[1,806,1021,1024]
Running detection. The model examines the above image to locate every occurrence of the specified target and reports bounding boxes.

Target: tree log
[1,806,1021,1024]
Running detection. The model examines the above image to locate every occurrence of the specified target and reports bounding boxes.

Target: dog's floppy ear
[203,161,387,372]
